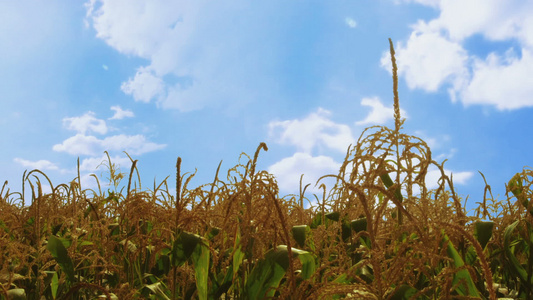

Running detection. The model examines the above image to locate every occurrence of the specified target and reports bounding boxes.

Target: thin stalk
[389,38,403,226]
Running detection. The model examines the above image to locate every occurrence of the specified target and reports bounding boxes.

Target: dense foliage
[1,40,532,299]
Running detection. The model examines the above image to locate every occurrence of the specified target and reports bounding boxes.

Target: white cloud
[381,28,469,93]
[85,1,284,112]
[390,1,533,110]
[431,1,533,46]
[62,111,108,135]
[425,166,473,189]
[79,154,132,172]
[268,152,341,196]
[345,17,357,28]
[393,0,440,8]
[121,67,165,103]
[268,108,354,154]
[14,158,59,171]
[53,134,166,156]
[109,105,134,120]
[355,97,408,126]
[459,48,533,110]
[102,64,108,70]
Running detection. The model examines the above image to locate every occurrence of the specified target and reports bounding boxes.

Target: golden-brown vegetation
[1,39,533,299]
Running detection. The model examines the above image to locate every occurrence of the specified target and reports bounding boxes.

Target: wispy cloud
[53,134,166,156]
[345,17,357,28]
[13,158,59,171]
[109,105,134,120]
[355,97,408,126]
[63,111,108,135]
[84,1,287,112]
[79,154,132,172]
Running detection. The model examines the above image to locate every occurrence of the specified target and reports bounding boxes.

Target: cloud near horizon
[13,158,59,171]
[268,108,354,154]
[267,107,473,196]
[14,106,165,190]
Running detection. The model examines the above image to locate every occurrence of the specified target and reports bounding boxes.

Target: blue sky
[1,0,532,214]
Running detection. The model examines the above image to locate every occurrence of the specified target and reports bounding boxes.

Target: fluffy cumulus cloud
[268,108,354,154]
[268,152,341,196]
[55,110,165,156]
[386,0,533,110]
[84,0,281,111]
[267,109,356,196]
[266,109,472,197]
[355,97,408,126]
[460,49,533,110]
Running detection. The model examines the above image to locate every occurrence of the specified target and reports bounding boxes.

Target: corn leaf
[503,220,529,284]
[442,233,481,298]
[509,173,533,217]
[245,245,315,299]
[46,235,75,283]
[171,231,201,267]
[292,225,308,248]
[191,239,210,300]
[474,221,494,250]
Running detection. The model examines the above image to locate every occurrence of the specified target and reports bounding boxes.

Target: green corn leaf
[442,232,481,298]
[351,217,371,248]
[47,235,75,283]
[233,229,245,284]
[325,211,340,222]
[351,217,367,233]
[207,226,221,240]
[245,248,287,299]
[51,271,59,299]
[509,173,523,197]
[245,245,316,299]
[341,221,351,242]
[509,173,533,217]
[191,239,210,300]
[292,225,308,248]
[310,212,324,229]
[171,231,201,267]
[474,221,494,250]
[279,245,316,280]
[503,220,529,284]
[380,172,403,201]
[169,231,210,300]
